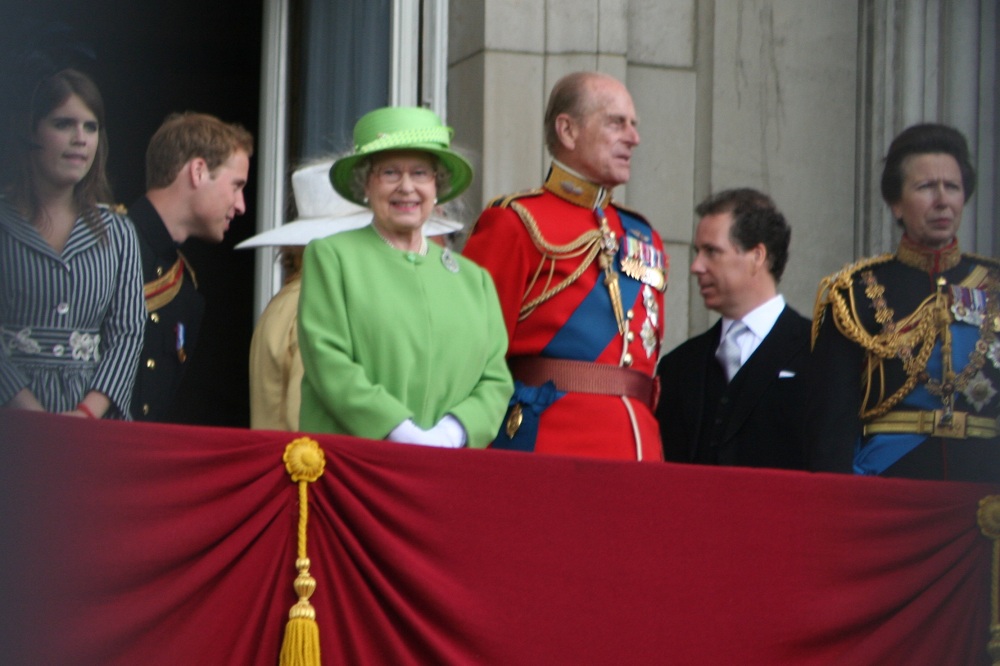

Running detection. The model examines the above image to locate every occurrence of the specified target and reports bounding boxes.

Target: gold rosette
[284,436,326,483]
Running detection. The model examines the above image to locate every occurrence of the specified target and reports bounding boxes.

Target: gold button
[626,309,635,320]
[142,404,150,415]
[150,312,160,323]
[156,266,164,276]
[623,353,633,366]
[626,331,635,342]
[146,359,156,369]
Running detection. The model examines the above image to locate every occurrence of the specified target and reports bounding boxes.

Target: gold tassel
[280,438,326,666]
[595,210,626,336]
[978,495,1000,665]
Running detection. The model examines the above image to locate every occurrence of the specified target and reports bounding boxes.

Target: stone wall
[447,0,996,351]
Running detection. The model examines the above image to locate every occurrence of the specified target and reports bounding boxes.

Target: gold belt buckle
[932,409,967,438]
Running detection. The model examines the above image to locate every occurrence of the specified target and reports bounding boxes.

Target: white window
[253,0,448,315]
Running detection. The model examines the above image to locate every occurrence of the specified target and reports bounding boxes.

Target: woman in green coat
[298,107,513,448]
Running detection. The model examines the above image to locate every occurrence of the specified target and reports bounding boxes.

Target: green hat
[330,106,473,205]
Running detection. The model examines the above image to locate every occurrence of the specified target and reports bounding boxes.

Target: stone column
[857,0,997,257]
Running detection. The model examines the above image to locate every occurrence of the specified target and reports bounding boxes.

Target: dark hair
[880,123,976,206]
[146,112,254,190]
[695,188,791,282]
[2,68,111,228]
[543,71,609,155]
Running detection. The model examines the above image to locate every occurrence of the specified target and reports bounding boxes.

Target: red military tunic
[463,162,668,460]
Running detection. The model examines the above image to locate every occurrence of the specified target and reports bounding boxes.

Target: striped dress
[0,200,145,418]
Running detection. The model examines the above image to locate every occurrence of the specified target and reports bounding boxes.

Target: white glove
[387,416,467,448]
[427,414,467,449]
[387,418,432,445]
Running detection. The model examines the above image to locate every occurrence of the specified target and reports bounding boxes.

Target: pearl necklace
[372,224,427,255]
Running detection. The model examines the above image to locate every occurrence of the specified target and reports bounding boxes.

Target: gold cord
[815,256,999,419]
[511,201,604,320]
[279,438,326,666]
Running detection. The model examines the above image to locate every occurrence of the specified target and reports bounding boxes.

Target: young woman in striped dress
[0,68,144,419]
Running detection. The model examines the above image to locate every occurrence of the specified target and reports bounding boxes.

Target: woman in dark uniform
[807,123,998,483]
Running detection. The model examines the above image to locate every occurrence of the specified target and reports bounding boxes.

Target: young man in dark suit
[656,188,810,469]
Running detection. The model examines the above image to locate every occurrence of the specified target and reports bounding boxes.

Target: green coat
[298,226,513,448]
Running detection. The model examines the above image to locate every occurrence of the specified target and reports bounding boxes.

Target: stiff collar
[543,161,612,209]
[720,294,786,344]
[129,195,180,260]
[895,234,961,274]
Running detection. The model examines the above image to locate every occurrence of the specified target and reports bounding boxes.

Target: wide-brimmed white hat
[236,160,461,249]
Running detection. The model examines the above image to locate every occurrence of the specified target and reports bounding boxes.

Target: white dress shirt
[716,294,786,370]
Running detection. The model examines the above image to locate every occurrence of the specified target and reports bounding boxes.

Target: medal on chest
[619,235,668,293]
[950,285,988,327]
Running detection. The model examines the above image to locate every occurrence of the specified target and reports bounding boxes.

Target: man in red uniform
[463,71,668,460]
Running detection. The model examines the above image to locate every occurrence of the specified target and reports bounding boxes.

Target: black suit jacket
[656,305,811,469]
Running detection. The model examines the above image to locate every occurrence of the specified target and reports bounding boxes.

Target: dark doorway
[1,0,263,426]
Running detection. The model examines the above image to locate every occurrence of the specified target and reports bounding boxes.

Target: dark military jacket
[806,236,1000,482]
[128,196,204,421]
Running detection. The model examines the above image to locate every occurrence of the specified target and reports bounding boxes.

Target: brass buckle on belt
[932,409,967,438]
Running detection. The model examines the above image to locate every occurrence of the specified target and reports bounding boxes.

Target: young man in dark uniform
[129,112,252,421]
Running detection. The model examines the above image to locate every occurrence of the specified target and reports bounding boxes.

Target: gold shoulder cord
[813,254,894,352]
[509,201,604,321]
[818,255,927,418]
[818,256,1000,419]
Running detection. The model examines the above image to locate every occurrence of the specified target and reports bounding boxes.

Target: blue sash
[492,208,649,451]
[854,325,982,475]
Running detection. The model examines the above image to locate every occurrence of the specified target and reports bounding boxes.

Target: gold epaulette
[964,252,1000,270]
[811,253,894,348]
[486,188,544,209]
[611,200,652,227]
[98,202,128,215]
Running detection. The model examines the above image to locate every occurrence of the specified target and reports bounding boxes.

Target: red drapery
[0,410,996,665]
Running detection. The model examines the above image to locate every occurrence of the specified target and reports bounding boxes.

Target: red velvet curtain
[1,410,995,665]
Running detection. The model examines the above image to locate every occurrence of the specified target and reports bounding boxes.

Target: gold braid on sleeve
[510,201,604,321]
[817,254,944,419]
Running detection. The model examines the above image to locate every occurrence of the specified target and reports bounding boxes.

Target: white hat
[236,160,462,249]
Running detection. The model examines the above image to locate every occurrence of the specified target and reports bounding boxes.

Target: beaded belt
[1,325,102,361]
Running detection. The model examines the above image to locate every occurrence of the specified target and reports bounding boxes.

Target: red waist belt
[508,356,659,409]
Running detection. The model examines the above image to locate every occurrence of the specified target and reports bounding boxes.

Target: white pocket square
[778,370,796,378]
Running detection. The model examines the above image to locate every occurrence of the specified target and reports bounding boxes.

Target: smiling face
[891,153,965,250]
[189,149,250,242]
[559,77,640,189]
[363,150,437,240]
[30,93,99,192]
